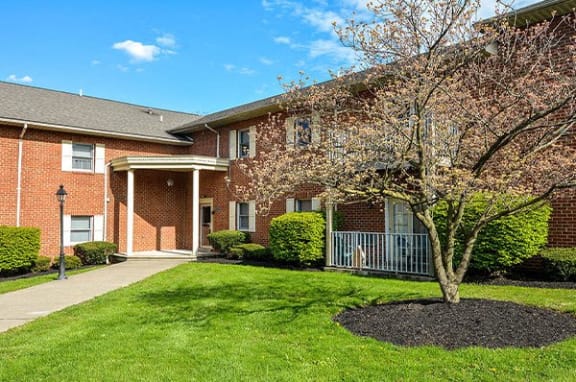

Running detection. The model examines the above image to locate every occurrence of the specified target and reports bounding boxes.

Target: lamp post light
[56,185,68,280]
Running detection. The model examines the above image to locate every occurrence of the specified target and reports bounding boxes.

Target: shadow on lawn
[136,269,422,327]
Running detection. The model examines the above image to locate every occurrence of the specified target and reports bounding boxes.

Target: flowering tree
[239,0,576,303]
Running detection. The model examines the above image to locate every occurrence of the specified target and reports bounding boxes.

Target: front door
[200,202,212,248]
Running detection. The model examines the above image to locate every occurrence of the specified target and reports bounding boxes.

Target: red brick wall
[0,124,192,257]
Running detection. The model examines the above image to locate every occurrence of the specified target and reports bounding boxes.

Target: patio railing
[330,231,433,276]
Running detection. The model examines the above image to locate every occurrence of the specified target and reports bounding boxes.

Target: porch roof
[110,155,229,172]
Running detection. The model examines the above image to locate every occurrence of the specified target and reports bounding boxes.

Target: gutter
[204,124,220,158]
[16,123,28,226]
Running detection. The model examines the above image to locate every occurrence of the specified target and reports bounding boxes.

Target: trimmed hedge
[540,248,576,281]
[433,193,551,275]
[51,255,82,270]
[0,226,41,275]
[230,243,268,261]
[207,230,248,255]
[74,241,117,265]
[32,256,52,273]
[269,212,325,266]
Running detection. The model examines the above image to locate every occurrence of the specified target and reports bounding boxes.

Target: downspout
[204,124,220,158]
[16,123,28,227]
[103,162,112,241]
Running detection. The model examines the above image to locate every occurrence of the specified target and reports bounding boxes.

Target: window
[237,202,250,231]
[296,199,313,212]
[229,201,256,232]
[285,198,321,212]
[286,116,316,147]
[62,140,105,173]
[63,215,103,246]
[72,143,94,170]
[238,129,250,158]
[70,216,92,243]
[228,127,256,159]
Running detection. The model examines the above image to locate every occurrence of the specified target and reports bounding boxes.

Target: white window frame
[285,197,321,212]
[228,127,256,160]
[285,115,319,148]
[63,215,104,246]
[229,201,256,232]
[62,141,105,173]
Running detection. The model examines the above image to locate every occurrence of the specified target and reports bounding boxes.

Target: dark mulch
[334,298,576,349]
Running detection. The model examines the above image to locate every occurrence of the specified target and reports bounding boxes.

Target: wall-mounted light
[167,178,174,187]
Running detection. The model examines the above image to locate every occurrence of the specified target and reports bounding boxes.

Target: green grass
[0,263,575,381]
[0,266,105,295]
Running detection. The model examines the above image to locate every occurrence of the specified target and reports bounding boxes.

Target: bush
[231,243,269,261]
[31,256,52,273]
[207,230,248,255]
[269,212,325,266]
[51,255,83,270]
[0,226,41,275]
[74,241,117,265]
[540,248,576,281]
[318,210,345,231]
[433,193,551,275]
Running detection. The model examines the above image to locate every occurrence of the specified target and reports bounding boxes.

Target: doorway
[199,199,213,248]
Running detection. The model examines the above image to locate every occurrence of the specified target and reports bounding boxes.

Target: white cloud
[224,64,256,75]
[274,36,292,45]
[91,59,101,65]
[156,33,176,48]
[113,40,160,62]
[301,9,343,33]
[260,57,274,65]
[309,39,356,64]
[7,74,33,83]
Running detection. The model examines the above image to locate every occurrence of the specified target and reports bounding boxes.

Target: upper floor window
[238,129,251,158]
[72,143,94,170]
[62,140,105,173]
[286,116,317,147]
[229,127,256,160]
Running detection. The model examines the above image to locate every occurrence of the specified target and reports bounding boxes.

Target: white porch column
[126,169,134,255]
[325,197,333,267]
[192,168,200,256]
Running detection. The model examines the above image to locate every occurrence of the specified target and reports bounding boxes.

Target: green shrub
[0,226,41,275]
[269,212,325,266]
[231,243,269,261]
[74,241,117,265]
[51,255,83,270]
[540,248,576,281]
[31,256,52,273]
[433,193,551,275]
[207,230,248,254]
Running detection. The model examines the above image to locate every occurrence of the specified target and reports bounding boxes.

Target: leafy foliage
[207,230,248,255]
[269,212,325,266]
[31,256,52,273]
[540,248,576,281]
[231,243,269,261]
[434,194,550,274]
[0,226,41,275]
[52,255,82,270]
[74,241,117,265]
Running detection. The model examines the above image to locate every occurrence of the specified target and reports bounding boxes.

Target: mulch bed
[334,298,576,349]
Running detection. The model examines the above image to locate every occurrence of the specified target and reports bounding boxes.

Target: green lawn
[0,263,574,381]
[0,266,104,295]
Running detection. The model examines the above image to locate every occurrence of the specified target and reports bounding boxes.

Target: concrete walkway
[0,259,188,333]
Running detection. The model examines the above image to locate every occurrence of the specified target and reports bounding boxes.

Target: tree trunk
[440,281,460,304]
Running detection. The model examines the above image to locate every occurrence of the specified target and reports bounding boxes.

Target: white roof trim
[111,155,230,172]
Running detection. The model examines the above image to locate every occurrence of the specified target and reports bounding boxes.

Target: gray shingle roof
[0,81,199,142]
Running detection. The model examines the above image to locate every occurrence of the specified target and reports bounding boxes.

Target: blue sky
[1,0,540,115]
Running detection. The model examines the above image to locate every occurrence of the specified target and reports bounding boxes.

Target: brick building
[0,0,575,269]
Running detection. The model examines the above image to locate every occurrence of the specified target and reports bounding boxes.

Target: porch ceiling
[110,155,229,172]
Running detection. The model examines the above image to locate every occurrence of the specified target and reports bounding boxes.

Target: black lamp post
[56,185,68,280]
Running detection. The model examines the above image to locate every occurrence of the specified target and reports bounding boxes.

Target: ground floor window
[229,201,256,232]
[71,216,92,243]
